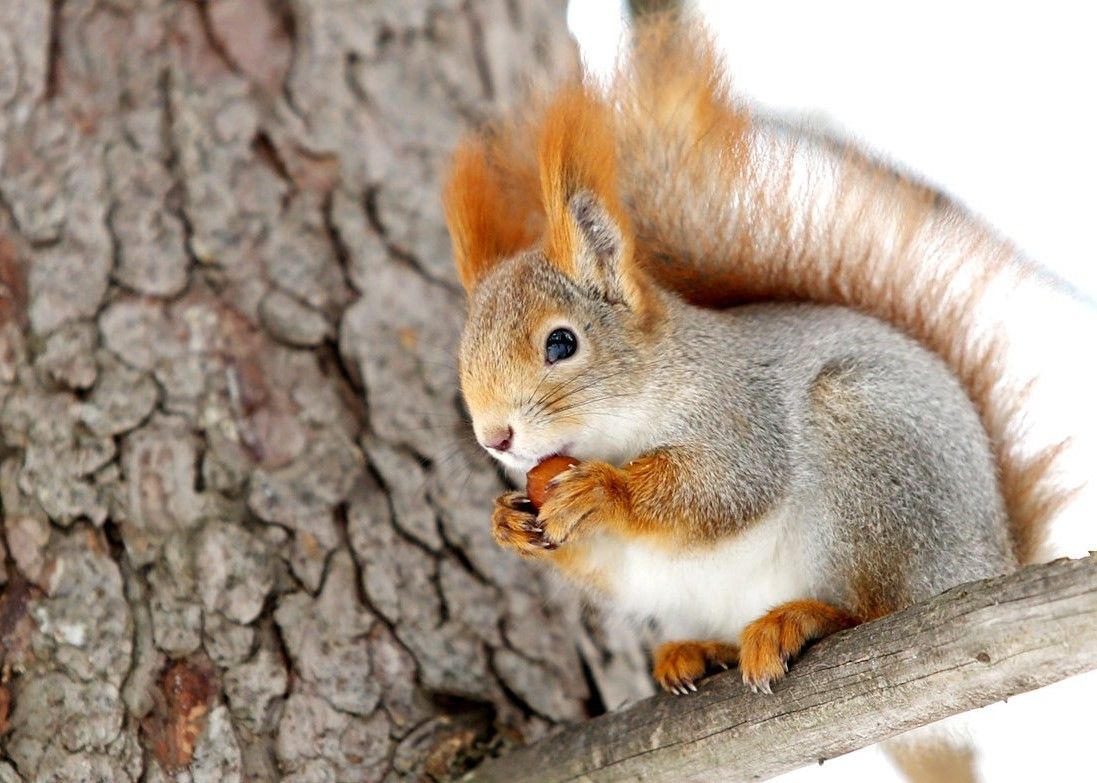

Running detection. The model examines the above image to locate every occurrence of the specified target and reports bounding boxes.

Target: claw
[546,467,577,488]
[686,681,697,693]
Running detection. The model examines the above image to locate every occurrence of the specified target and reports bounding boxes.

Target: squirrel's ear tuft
[537,86,640,305]
[443,137,541,293]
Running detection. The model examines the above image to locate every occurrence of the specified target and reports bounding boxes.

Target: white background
[568,2,1097,780]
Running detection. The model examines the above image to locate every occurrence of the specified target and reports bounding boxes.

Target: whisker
[532,369,624,415]
[556,408,635,422]
[435,440,478,467]
[453,464,477,506]
[528,374,573,412]
[529,366,612,410]
[413,444,472,494]
[549,392,636,417]
[524,366,553,409]
[544,388,635,411]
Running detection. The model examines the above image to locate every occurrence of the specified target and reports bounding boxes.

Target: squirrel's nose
[481,425,513,453]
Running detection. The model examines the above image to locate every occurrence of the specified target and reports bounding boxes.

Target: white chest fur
[586,504,818,642]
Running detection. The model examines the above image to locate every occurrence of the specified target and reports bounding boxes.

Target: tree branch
[466,553,1097,782]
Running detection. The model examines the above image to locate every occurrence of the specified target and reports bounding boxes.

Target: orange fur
[538,460,633,546]
[491,490,612,592]
[492,491,554,558]
[738,599,858,693]
[538,452,731,553]
[443,138,543,291]
[622,449,743,547]
[887,738,979,783]
[652,640,740,694]
[536,86,633,274]
[492,457,702,590]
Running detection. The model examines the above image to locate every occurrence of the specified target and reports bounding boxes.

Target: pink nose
[481,426,513,453]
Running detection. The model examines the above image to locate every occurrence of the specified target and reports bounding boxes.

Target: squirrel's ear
[443,138,541,293]
[538,86,644,307]
[566,190,635,304]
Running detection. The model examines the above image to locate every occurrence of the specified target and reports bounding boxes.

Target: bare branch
[466,553,1097,783]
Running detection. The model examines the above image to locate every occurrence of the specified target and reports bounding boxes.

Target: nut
[525,455,579,510]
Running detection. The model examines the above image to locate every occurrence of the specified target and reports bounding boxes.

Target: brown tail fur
[886,736,979,783]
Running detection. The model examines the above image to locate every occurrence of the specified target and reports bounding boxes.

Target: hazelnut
[525,455,579,510]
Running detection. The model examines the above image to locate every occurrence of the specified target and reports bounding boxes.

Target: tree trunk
[0,2,648,781]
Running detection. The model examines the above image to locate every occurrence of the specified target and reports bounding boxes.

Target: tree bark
[466,553,1097,783]
[0,2,650,781]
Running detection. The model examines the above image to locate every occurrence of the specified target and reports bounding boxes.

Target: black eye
[545,328,577,364]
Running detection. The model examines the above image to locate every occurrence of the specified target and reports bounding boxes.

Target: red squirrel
[442,17,1069,695]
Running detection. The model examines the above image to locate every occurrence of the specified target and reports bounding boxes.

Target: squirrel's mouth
[543,444,572,461]
[492,442,573,475]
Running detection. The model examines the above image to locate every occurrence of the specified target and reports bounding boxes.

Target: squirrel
[442,16,1071,696]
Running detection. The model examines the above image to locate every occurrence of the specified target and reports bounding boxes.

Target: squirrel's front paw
[492,492,555,557]
[538,460,629,546]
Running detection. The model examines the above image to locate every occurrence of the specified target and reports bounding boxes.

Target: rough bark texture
[467,553,1097,783]
[0,2,650,781]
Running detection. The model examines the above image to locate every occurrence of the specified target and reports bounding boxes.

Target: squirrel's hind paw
[739,599,857,694]
[653,640,739,695]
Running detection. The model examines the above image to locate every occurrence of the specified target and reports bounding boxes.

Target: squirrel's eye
[545,328,578,364]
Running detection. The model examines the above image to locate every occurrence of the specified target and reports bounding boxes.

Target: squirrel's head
[456,193,661,473]
[444,89,663,472]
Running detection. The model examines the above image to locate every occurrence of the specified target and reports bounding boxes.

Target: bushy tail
[613,15,1069,563]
